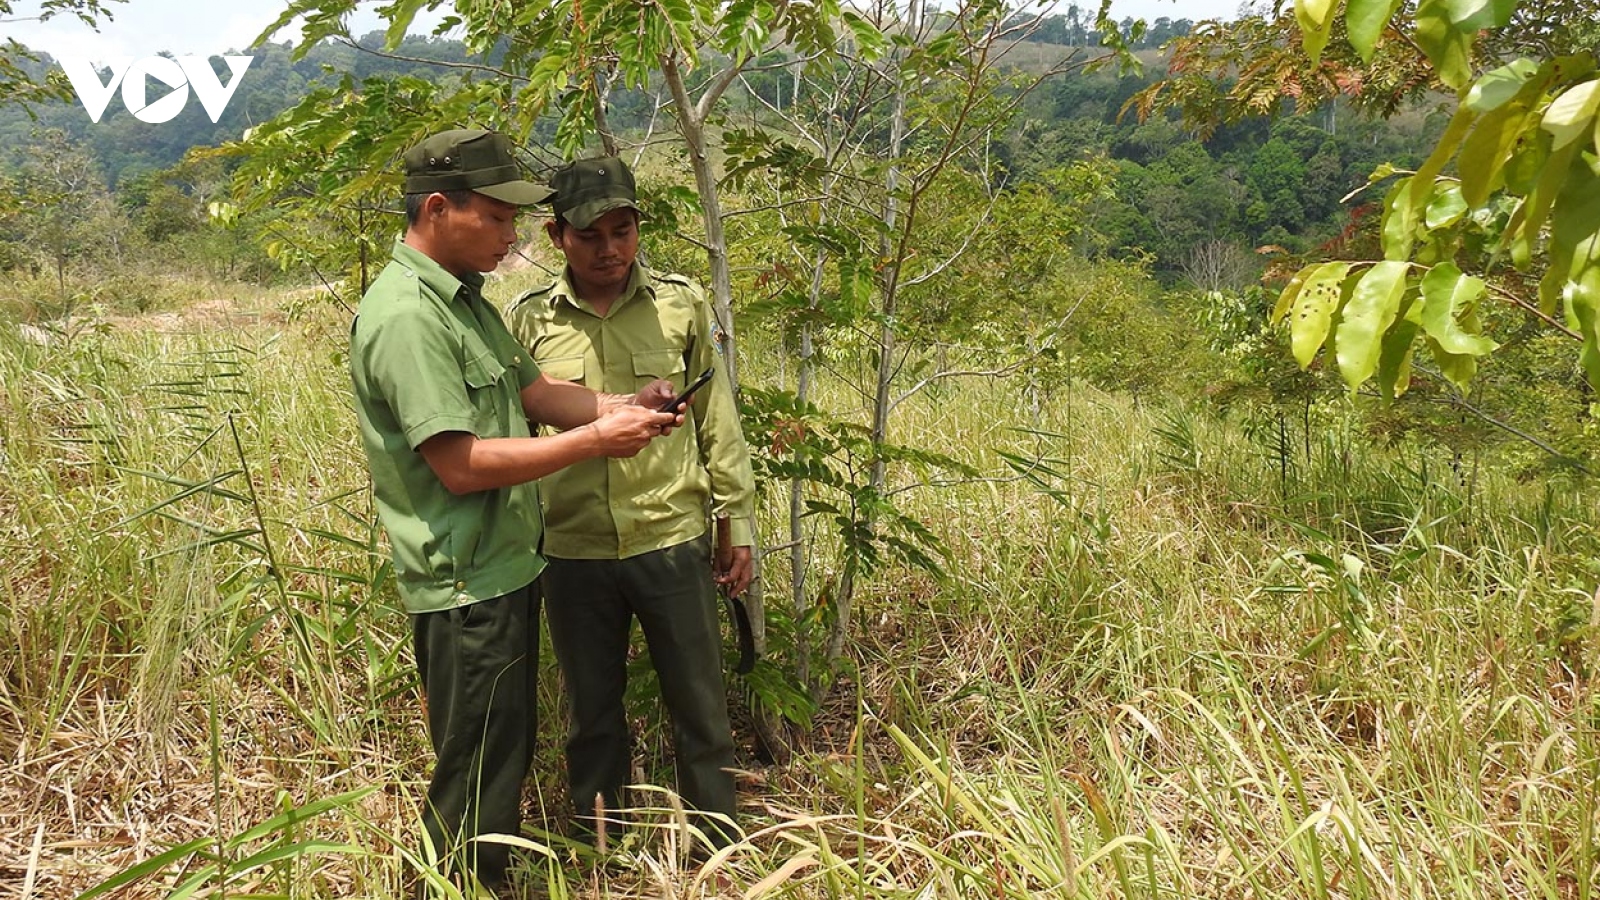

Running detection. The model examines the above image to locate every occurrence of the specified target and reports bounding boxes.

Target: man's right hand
[589,404,679,457]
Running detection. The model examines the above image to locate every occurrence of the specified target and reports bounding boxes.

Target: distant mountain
[0,33,483,184]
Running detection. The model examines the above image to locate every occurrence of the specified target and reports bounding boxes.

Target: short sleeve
[358,307,477,448]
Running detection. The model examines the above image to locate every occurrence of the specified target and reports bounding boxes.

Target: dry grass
[2,286,1598,899]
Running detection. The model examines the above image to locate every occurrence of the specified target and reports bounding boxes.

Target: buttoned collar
[391,238,486,304]
[546,263,656,316]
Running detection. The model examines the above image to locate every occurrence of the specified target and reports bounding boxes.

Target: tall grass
[0,288,1595,899]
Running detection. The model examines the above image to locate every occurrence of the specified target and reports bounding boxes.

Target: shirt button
[455,581,466,590]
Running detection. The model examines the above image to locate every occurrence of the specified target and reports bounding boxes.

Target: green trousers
[543,537,736,844]
[412,583,540,890]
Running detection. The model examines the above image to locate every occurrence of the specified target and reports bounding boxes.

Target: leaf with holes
[1288,262,1353,368]
[1336,260,1410,391]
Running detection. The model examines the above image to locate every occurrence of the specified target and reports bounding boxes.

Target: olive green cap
[403,129,553,206]
[549,156,639,229]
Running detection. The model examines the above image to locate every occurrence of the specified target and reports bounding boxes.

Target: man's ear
[545,219,562,248]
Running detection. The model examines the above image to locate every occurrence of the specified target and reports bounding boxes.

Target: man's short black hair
[404,189,476,226]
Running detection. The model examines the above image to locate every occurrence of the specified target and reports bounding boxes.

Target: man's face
[549,208,640,295]
[434,192,521,276]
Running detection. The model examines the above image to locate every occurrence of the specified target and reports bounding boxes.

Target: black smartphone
[658,366,715,412]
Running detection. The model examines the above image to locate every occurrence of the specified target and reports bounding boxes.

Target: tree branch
[1486,282,1582,340]
[889,356,1031,414]
[1413,365,1592,474]
[331,35,523,81]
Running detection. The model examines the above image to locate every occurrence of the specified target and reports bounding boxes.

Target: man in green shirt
[349,130,681,897]
[507,156,757,851]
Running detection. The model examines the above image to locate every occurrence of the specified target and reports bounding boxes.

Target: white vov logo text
[59,56,255,124]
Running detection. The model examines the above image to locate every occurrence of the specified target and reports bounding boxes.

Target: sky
[2,0,1250,64]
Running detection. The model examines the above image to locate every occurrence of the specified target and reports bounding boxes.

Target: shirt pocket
[537,353,585,386]
[632,348,685,393]
[462,342,510,437]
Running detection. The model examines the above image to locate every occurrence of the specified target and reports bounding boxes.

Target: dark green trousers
[412,583,540,890]
[543,537,736,844]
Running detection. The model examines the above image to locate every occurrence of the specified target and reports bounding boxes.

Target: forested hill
[1,13,1196,184]
[0,17,1447,281]
[0,33,480,179]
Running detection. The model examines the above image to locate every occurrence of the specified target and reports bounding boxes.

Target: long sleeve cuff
[724,515,755,548]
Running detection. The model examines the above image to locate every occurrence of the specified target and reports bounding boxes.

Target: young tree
[6,127,123,305]
[725,0,1118,688]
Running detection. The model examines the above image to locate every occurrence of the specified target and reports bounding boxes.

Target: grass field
[1,281,1596,899]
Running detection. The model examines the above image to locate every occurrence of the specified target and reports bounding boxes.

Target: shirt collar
[548,263,655,314]
[391,238,486,303]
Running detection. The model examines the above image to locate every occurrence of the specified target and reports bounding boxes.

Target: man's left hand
[715,545,753,598]
[634,379,678,411]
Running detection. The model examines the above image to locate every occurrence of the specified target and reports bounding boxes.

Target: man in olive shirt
[350,130,680,896]
[507,157,756,849]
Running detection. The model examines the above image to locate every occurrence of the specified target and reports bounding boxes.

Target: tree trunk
[826,0,920,667]
[791,256,824,692]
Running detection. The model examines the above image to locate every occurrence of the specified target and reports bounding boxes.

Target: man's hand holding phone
[657,367,715,413]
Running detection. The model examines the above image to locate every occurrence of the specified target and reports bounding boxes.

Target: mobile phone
[658,366,715,412]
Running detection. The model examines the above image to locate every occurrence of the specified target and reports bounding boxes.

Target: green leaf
[1502,124,1551,195]
[1458,94,1535,208]
[1382,176,1418,259]
[1288,262,1353,368]
[1504,134,1585,253]
[842,11,888,61]
[1295,0,1338,62]
[1272,266,1312,323]
[1419,263,1498,356]
[1428,337,1480,389]
[1541,78,1600,151]
[383,0,431,49]
[1377,317,1420,398]
[1345,0,1403,62]
[1443,0,1516,29]
[1415,0,1474,90]
[1423,182,1468,230]
[75,837,216,900]
[1549,156,1600,252]
[1336,260,1411,391]
[1566,234,1600,390]
[1465,59,1540,113]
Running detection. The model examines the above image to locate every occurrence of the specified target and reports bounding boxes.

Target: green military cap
[403,129,553,206]
[549,156,639,229]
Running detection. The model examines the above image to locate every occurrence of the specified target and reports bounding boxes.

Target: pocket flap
[632,349,684,379]
[462,351,506,389]
[537,354,585,383]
